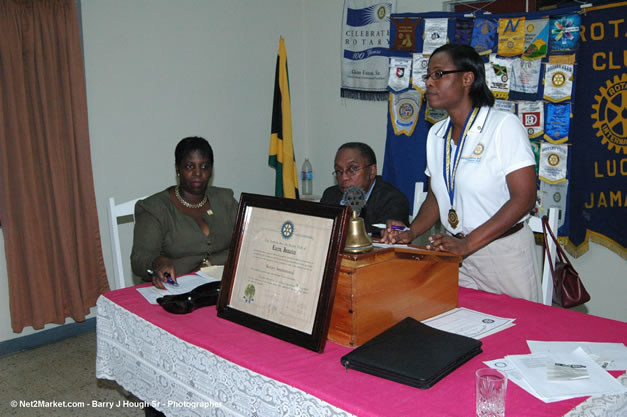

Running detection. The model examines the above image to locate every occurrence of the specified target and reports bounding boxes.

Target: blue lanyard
[442,107,480,207]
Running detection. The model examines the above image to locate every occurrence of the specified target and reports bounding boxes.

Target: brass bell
[344,210,373,253]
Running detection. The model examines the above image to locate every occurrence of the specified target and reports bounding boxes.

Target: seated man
[321,142,410,236]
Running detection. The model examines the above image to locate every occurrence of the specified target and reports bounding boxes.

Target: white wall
[1,0,625,343]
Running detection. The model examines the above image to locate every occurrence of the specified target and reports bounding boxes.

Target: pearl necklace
[175,186,208,209]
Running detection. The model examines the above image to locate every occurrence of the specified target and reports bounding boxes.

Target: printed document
[527,340,627,371]
[423,307,515,339]
[137,270,222,305]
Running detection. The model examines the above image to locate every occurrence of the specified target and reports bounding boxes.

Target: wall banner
[567,2,626,259]
[341,0,395,101]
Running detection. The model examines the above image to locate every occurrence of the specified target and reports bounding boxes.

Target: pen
[146,269,178,287]
[390,225,410,232]
[371,224,410,232]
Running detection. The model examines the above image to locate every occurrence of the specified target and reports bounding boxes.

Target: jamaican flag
[269,37,299,199]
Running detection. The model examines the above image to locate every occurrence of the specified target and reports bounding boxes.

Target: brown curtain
[0,0,109,332]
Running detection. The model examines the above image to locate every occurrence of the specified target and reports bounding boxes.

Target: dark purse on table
[542,216,590,308]
[156,281,221,314]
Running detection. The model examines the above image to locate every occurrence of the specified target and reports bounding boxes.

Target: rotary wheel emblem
[592,74,627,154]
[377,5,386,20]
[548,153,560,166]
[551,72,566,87]
[281,221,294,239]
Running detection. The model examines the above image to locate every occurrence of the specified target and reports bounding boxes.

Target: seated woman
[131,136,237,289]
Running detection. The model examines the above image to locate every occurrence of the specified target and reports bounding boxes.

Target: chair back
[108,196,146,289]
[527,207,559,306]
[411,181,427,223]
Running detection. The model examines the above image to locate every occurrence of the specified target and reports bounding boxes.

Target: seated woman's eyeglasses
[332,165,371,177]
[422,69,466,82]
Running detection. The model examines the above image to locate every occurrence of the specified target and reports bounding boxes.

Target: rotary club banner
[471,17,497,55]
[391,16,420,51]
[454,17,473,45]
[422,18,448,55]
[411,53,429,92]
[523,18,549,60]
[497,17,525,57]
[485,55,512,99]
[511,58,542,94]
[387,56,412,91]
[548,14,581,54]
[544,102,571,144]
[494,99,515,113]
[389,90,422,136]
[539,180,569,228]
[567,2,626,259]
[543,62,574,102]
[424,103,447,124]
[341,0,395,100]
[539,142,568,184]
[518,100,544,138]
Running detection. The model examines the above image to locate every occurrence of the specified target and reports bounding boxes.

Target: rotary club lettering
[584,158,627,208]
[580,18,627,71]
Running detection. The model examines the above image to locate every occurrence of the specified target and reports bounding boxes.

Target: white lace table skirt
[95,296,354,417]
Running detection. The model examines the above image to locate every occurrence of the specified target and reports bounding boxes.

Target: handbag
[542,216,590,308]
[156,281,221,314]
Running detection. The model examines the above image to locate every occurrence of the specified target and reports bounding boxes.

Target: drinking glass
[476,368,507,417]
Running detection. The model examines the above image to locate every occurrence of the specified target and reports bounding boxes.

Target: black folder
[340,317,482,389]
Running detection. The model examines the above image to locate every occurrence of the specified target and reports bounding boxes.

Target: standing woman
[131,136,237,289]
[383,44,541,302]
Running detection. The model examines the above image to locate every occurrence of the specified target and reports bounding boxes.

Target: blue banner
[567,2,626,258]
[382,100,430,210]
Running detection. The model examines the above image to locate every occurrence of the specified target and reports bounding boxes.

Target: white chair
[108,196,146,289]
[411,181,427,222]
[527,207,559,306]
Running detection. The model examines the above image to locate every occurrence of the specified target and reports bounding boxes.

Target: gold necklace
[175,186,208,209]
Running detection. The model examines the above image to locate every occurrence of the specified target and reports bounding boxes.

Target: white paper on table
[137,272,220,305]
[527,341,627,371]
[423,307,516,339]
[197,265,225,281]
[506,347,627,402]
[372,242,414,250]
[483,358,563,402]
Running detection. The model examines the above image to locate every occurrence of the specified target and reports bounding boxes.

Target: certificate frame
[217,193,349,352]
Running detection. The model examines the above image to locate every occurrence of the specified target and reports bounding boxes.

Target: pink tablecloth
[103,285,627,417]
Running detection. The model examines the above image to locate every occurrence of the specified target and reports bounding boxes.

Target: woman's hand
[382,220,413,244]
[149,256,177,289]
[426,233,470,256]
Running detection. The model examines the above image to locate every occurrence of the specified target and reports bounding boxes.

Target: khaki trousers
[459,224,541,302]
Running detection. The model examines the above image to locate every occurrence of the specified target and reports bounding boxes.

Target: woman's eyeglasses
[422,69,466,82]
[332,165,372,177]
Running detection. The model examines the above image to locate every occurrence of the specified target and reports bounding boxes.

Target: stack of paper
[423,307,516,339]
[484,342,627,403]
[137,268,223,304]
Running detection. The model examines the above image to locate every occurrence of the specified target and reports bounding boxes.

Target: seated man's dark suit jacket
[320,176,410,236]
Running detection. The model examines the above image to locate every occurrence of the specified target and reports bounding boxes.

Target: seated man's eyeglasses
[422,69,466,82]
[332,165,372,177]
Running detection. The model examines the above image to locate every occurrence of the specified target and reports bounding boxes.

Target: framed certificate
[217,193,349,352]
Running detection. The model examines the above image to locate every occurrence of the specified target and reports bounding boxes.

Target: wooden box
[328,247,461,347]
